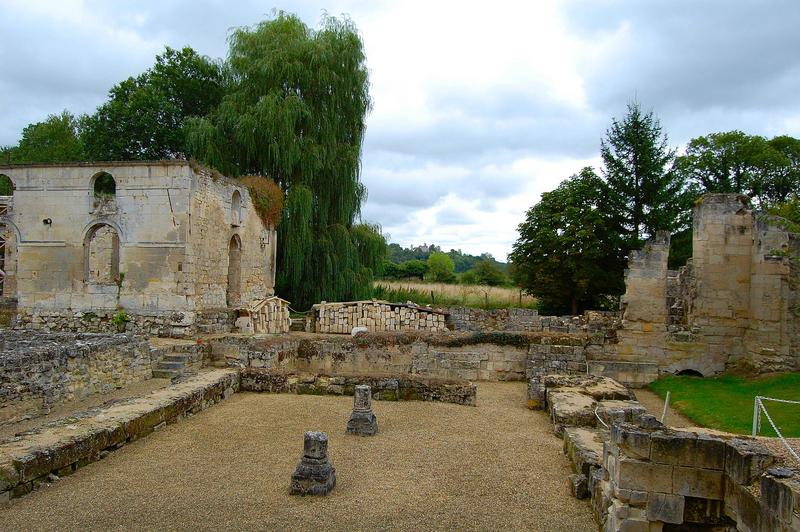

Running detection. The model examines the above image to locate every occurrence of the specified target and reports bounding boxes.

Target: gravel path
[0,382,595,531]
[634,388,693,428]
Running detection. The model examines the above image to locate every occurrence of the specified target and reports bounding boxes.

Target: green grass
[649,373,800,437]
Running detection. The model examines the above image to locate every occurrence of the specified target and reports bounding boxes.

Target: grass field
[649,373,800,437]
[373,280,538,309]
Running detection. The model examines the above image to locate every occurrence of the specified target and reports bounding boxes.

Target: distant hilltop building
[0,161,283,336]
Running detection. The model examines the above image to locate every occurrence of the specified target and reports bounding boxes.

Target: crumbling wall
[186,170,276,310]
[613,194,800,379]
[211,331,604,383]
[0,331,151,422]
[437,306,618,333]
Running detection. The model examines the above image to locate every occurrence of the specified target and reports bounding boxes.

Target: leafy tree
[426,252,456,283]
[509,167,626,315]
[401,259,429,280]
[459,270,478,285]
[601,101,689,245]
[5,110,85,163]
[767,195,800,231]
[0,174,13,196]
[82,46,224,160]
[471,259,507,286]
[186,13,380,308]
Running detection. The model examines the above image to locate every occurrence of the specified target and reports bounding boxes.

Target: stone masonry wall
[209,331,610,384]
[311,301,447,334]
[438,307,619,333]
[0,331,151,422]
[614,194,800,379]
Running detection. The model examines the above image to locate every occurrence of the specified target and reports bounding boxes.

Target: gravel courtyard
[0,382,595,531]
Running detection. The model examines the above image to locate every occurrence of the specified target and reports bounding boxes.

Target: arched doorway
[227,235,242,307]
[84,223,120,283]
[1,174,16,296]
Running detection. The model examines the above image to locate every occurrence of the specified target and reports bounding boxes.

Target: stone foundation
[239,368,477,406]
[438,306,618,334]
[12,307,237,338]
[212,330,622,384]
[0,331,151,422]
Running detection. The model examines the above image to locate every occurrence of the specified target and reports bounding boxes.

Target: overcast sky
[2,0,799,259]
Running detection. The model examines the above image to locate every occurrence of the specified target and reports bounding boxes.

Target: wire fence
[752,395,800,465]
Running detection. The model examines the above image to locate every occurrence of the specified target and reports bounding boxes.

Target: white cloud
[2,0,800,259]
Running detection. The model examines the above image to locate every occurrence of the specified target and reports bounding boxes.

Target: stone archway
[84,223,120,284]
[227,234,242,307]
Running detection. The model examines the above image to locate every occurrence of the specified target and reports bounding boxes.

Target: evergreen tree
[601,101,689,245]
[186,13,383,308]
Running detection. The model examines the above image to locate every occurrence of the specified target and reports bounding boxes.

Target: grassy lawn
[649,373,800,437]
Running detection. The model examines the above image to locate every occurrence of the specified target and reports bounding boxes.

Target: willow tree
[187,12,385,308]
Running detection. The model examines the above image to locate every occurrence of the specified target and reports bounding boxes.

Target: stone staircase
[151,342,207,380]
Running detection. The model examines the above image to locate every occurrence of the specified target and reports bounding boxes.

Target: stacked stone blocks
[313,301,447,334]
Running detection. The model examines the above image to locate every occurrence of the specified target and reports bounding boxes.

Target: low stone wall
[212,331,614,383]
[12,308,237,338]
[240,369,476,406]
[438,307,619,334]
[537,373,798,530]
[311,301,447,334]
[0,331,151,422]
[0,370,238,503]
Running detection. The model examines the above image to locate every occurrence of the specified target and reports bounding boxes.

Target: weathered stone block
[615,457,673,493]
[646,492,685,525]
[569,473,588,499]
[346,385,378,436]
[673,466,723,499]
[760,472,800,525]
[290,432,336,496]
[650,431,696,465]
[724,438,775,485]
[611,423,651,460]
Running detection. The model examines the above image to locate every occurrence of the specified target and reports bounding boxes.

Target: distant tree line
[0,13,387,310]
[510,101,800,315]
[381,243,510,286]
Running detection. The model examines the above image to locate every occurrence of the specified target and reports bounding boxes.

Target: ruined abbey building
[0,161,281,336]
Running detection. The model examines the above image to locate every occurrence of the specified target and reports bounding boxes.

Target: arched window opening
[231,190,242,226]
[676,369,703,378]
[227,235,242,306]
[93,172,116,198]
[0,174,13,197]
[85,224,120,284]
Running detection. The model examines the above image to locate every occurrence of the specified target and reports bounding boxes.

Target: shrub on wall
[239,175,284,227]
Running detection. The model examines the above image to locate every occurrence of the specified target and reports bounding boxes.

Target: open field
[0,382,594,531]
[374,280,538,309]
[649,373,800,437]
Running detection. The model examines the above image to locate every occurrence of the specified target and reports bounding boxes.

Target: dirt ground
[0,382,595,531]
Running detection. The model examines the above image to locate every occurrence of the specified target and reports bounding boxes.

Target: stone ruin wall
[533,374,799,531]
[617,193,800,378]
[0,331,152,423]
[0,163,277,338]
[436,306,618,334]
[311,301,448,334]
[209,330,612,384]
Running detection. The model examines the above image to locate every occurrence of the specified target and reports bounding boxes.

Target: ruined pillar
[289,431,336,495]
[346,385,378,436]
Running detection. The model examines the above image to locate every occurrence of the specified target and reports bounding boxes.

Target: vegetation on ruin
[373,280,538,309]
[186,13,384,309]
[238,176,284,227]
[649,373,800,437]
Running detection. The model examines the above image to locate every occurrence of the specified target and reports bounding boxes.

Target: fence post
[660,391,671,424]
[752,396,760,437]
